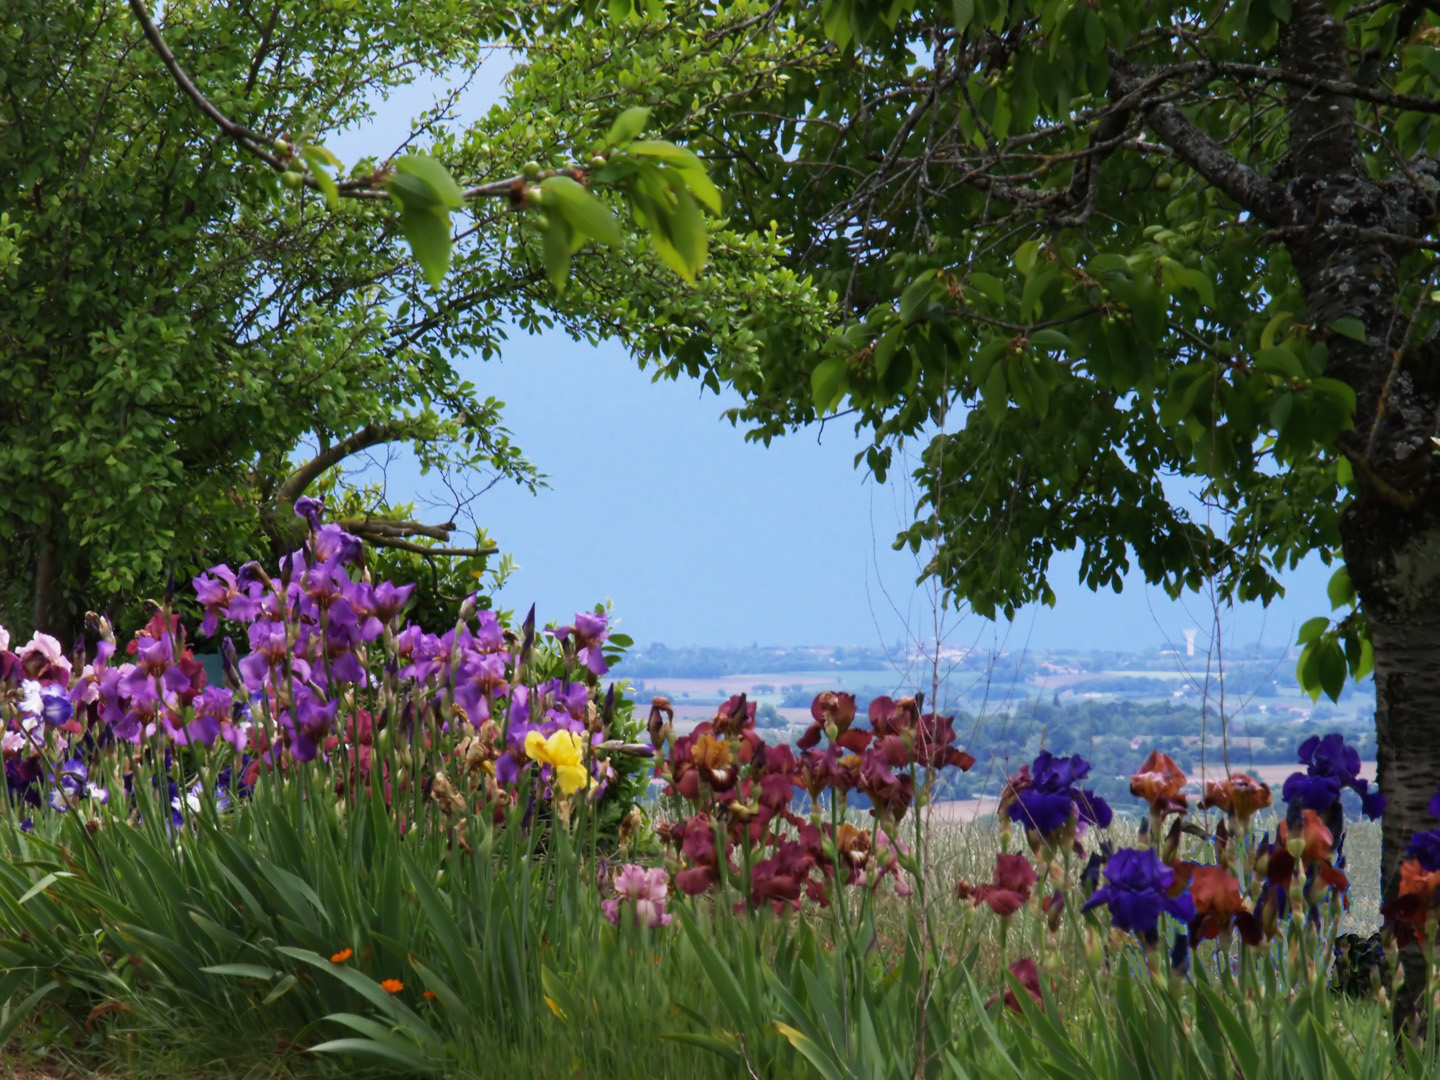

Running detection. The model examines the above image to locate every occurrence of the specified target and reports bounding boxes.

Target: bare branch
[276,422,425,506]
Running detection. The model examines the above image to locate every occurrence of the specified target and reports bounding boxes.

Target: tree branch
[1110,59,1293,225]
[276,422,422,506]
[354,532,499,558]
[126,0,284,168]
[127,0,588,205]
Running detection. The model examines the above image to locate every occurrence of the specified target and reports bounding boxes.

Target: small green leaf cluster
[385,154,466,286]
[1296,565,1374,704]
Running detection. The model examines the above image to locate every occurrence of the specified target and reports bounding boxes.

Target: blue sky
[322,55,1336,654]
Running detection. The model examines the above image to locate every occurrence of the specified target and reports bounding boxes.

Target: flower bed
[1,501,1437,1077]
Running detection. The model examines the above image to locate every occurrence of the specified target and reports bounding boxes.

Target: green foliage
[0,766,701,1079]
[0,0,834,638]
[1296,567,1373,704]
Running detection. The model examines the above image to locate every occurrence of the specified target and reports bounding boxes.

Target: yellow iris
[524,729,592,796]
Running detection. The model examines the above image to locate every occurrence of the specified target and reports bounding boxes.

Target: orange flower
[835,823,872,872]
[380,979,404,994]
[1189,865,1245,940]
[330,948,353,964]
[1201,773,1271,819]
[422,990,436,1000]
[1190,866,1244,916]
[1382,860,1440,944]
[692,735,732,771]
[1399,859,1440,902]
[1296,809,1333,863]
[1130,750,1187,813]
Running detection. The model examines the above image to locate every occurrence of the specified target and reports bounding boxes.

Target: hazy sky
[321,54,1336,654]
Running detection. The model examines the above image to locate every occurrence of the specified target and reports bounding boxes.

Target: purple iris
[33,683,73,726]
[343,580,413,639]
[119,636,191,699]
[556,613,609,676]
[180,687,235,747]
[1081,847,1195,936]
[294,495,324,530]
[288,694,339,763]
[1281,733,1384,819]
[453,653,508,722]
[193,564,261,636]
[1407,827,1440,872]
[314,523,363,566]
[1007,750,1113,836]
[471,611,506,654]
[48,758,108,812]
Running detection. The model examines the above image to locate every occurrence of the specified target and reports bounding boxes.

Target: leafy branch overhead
[127,0,717,289]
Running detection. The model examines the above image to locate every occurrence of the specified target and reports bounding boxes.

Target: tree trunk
[1371,606,1440,1032]
[31,527,63,639]
[1343,500,1440,1035]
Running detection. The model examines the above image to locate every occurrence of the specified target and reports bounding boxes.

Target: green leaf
[308,1039,438,1073]
[1296,616,1330,645]
[16,871,71,906]
[773,1020,847,1080]
[1172,266,1216,308]
[1194,981,1259,1080]
[386,172,444,211]
[656,1032,746,1068]
[899,272,936,324]
[1327,565,1354,610]
[541,215,574,291]
[394,154,464,209]
[199,964,278,981]
[1028,328,1073,350]
[606,106,651,146]
[628,139,722,213]
[1330,317,1368,342]
[677,909,754,1030]
[0,981,59,1047]
[262,974,299,1004]
[634,177,706,282]
[301,148,340,210]
[968,271,1005,306]
[952,0,974,32]
[811,354,849,412]
[1260,311,1293,351]
[540,176,623,246]
[1014,240,1041,276]
[303,144,340,167]
[983,356,1009,424]
[1318,639,1347,703]
[398,207,453,287]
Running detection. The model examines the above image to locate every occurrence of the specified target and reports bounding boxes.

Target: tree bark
[31,530,62,639]
[1371,606,1440,1032]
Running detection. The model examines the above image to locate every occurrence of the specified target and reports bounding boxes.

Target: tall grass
[0,777,1423,1080]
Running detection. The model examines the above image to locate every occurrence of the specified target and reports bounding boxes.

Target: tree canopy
[0,0,830,637]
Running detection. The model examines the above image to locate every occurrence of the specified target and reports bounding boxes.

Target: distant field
[636,670,906,697]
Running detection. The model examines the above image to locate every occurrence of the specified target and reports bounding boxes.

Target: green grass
[0,783,1420,1080]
